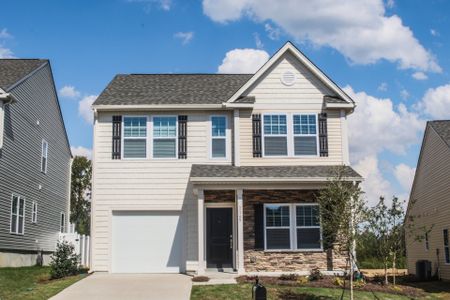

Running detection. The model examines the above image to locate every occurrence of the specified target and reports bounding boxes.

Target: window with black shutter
[178,115,187,159]
[252,114,262,157]
[112,115,122,159]
[318,113,328,157]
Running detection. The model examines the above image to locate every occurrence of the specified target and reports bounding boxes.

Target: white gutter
[190,176,363,183]
[0,90,17,149]
[93,102,255,111]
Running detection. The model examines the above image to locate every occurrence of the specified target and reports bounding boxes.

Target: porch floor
[193,269,238,285]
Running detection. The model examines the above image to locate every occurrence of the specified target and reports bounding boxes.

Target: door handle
[230,235,233,249]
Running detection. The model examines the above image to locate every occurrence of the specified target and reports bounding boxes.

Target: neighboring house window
[425,232,429,251]
[123,116,147,159]
[296,205,321,249]
[10,194,25,235]
[264,203,322,251]
[444,229,449,264]
[41,140,48,173]
[211,116,227,158]
[265,204,291,250]
[31,201,38,223]
[153,116,177,158]
[60,213,66,233]
[263,114,287,156]
[293,114,318,156]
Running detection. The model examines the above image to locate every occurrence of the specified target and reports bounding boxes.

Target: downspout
[0,90,17,149]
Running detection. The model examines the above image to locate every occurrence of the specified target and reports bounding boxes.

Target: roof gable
[226,41,354,105]
[0,59,47,91]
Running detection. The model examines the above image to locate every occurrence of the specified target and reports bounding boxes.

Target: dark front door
[206,207,233,268]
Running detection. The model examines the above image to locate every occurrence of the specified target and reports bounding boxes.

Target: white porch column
[233,109,240,166]
[236,189,245,274]
[197,189,205,275]
[0,101,4,149]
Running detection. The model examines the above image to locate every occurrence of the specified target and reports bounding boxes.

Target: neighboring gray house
[0,59,72,267]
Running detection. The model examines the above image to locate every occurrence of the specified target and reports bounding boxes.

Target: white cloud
[430,29,439,37]
[202,0,441,72]
[0,28,11,39]
[345,86,424,162]
[59,85,81,99]
[385,0,395,8]
[394,163,416,192]
[218,48,269,73]
[417,84,450,119]
[71,146,92,159]
[400,89,410,100]
[0,46,14,58]
[127,0,171,11]
[377,82,388,92]
[78,95,97,124]
[174,31,194,45]
[412,71,428,80]
[253,32,263,49]
[265,23,281,40]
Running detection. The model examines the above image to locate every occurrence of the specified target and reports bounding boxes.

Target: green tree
[70,156,91,235]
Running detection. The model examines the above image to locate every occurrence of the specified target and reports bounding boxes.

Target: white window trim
[292,114,320,157]
[444,229,450,264]
[263,203,322,252]
[209,115,229,160]
[121,115,149,160]
[151,115,178,160]
[41,139,48,173]
[261,113,289,157]
[60,212,66,233]
[31,201,37,223]
[10,194,25,235]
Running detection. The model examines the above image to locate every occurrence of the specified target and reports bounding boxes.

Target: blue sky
[1,0,450,204]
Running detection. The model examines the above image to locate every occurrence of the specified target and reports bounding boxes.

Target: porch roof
[190,164,362,183]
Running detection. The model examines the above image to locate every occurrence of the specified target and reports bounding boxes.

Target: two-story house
[91,42,362,275]
[0,59,72,267]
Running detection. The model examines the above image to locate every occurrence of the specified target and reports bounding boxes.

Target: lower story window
[10,194,25,235]
[444,229,449,264]
[264,203,322,251]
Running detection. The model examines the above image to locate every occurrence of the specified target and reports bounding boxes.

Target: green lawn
[190,283,444,300]
[0,266,86,300]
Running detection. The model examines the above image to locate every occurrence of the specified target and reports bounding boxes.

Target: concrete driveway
[50,273,192,300]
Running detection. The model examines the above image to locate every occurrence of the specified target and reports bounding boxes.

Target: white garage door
[112,211,182,273]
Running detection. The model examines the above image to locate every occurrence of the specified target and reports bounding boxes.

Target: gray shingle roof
[324,95,347,104]
[0,59,47,91]
[190,164,362,180]
[429,120,450,148]
[93,74,253,105]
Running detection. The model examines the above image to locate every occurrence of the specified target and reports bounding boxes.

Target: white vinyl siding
[153,116,177,158]
[123,116,147,159]
[10,194,25,235]
[41,139,48,173]
[31,201,38,223]
[293,114,318,156]
[211,116,227,158]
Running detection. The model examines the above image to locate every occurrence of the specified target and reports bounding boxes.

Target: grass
[0,266,86,300]
[191,283,415,300]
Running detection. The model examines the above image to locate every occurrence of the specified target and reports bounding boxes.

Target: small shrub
[50,240,80,279]
[297,276,309,285]
[309,267,323,281]
[333,276,344,287]
[279,273,299,281]
[192,276,210,282]
[353,279,366,288]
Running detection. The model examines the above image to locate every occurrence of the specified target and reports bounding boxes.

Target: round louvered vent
[281,71,296,86]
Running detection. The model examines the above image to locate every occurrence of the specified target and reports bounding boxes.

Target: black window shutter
[178,115,187,159]
[252,114,262,158]
[254,204,264,250]
[318,113,328,157]
[112,115,122,159]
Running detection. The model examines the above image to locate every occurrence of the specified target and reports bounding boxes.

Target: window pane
[444,230,449,246]
[212,116,226,137]
[445,248,450,263]
[11,215,17,233]
[11,196,18,214]
[153,117,176,137]
[264,137,287,156]
[294,136,317,156]
[19,199,25,216]
[293,114,317,135]
[18,216,24,234]
[123,139,146,158]
[266,205,290,227]
[264,115,287,135]
[266,229,290,249]
[153,139,176,158]
[212,139,226,158]
[124,117,147,137]
[296,205,320,227]
[297,228,321,249]
[41,157,47,172]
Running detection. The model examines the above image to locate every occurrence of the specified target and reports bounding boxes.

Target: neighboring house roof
[0,59,48,91]
[93,74,253,106]
[429,120,450,148]
[190,164,362,182]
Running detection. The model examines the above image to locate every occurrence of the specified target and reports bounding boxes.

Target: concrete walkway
[50,273,192,300]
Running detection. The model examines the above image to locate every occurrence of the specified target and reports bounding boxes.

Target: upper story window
[293,114,318,156]
[10,194,25,235]
[41,140,48,173]
[123,116,147,159]
[60,212,66,233]
[153,116,177,158]
[263,114,288,156]
[31,201,38,223]
[211,116,227,158]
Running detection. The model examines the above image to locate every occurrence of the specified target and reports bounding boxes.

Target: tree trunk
[350,252,354,300]
[393,252,397,286]
[384,262,388,285]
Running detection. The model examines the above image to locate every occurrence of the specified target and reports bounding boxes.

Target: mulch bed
[237,275,427,298]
